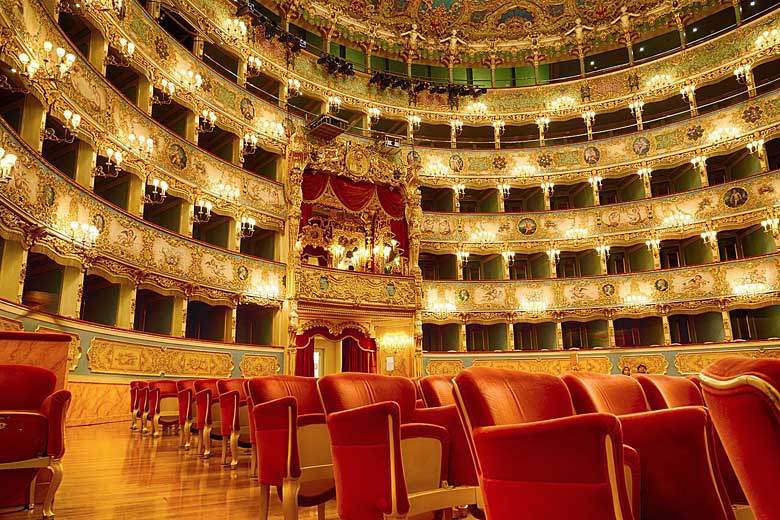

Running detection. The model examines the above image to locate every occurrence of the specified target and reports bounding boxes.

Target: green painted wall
[742,228,774,257]
[96,179,130,210]
[587,320,610,348]
[573,186,594,207]
[730,153,761,180]
[674,167,701,192]
[684,239,712,265]
[530,255,549,278]
[628,247,654,272]
[620,177,645,201]
[145,202,182,233]
[580,251,601,276]
[477,192,499,212]
[81,284,119,326]
[488,323,508,350]
[538,322,557,349]
[22,266,63,314]
[755,306,780,338]
[526,190,545,211]
[694,312,725,342]
[482,256,503,280]
[136,296,173,335]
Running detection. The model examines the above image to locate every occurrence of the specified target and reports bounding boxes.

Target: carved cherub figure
[440,29,465,56]
[400,23,426,52]
[565,17,594,45]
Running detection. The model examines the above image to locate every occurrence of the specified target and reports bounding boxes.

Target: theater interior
[1,0,780,517]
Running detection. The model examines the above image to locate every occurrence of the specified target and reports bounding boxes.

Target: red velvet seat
[129,380,147,431]
[194,379,223,458]
[636,374,747,507]
[318,373,479,520]
[217,378,252,468]
[563,372,734,520]
[176,380,197,450]
[419,374,456,407]
[247,375,335,520]
[452,367,636,520]
[0,365,71,518]
[146,380,179,437]
[700,358,780,520]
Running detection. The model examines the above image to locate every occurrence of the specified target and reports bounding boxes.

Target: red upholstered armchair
[146,380,179,438]
[636,374,747,508]
[176,380,197,450]
[318,373,479,520]
[452,367,636,520]
[247,376,335,520]
[419,375,456,407]
[217,378,252,468]
[129,380,147,431]
[194,379,223,458]
[563,372,734,520]
[0,365,71,518]
[700,358,780,520]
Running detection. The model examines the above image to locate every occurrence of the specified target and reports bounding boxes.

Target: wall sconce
[628,98,644,116]
[691,154,707,172]
[595,244,610,259]
[260,120,285,138]
[127,133,154,159]
[497,181,510,199]
[761,214,780,237]
[646,73,672,90]
[286,78,301,97]
[466,101,487,116]
[755,28,780,50]
[252,282,281,300]
[540,180,554,196]
[733,274,768,296]
[152,79,175,105]
[623,293,650,306]
[581,109,595,140]
[240,216,256,238]
[0,148,18,185]
[456,249,470,267]
[452,182,465,199]
[69,220,99,248]
[733,62,752,83]
[34,41,76,80]
[428,301,456,313]
[379,334,413,356]
[144,177,168,205]
[241,133,258,158]
[535,115,550,131]
[104,37,135,68]
[501,250,515,264]
[225,18,247,41]
[43,109,81,143]
[367,107,381,125]
[546,247,561,263]
[471,230,496,243]
[329,243,346,266]
[16,52,40,79]
[662,212,693,228]
[92,147,123,177]
[246,55,263,78]
[215,183,240,202]
[492,120,505,135]
[548,95,576,113]
[327,96,342,114]
[198,110,217,133]
[708,126,740,143]
[178,68,203,91]
[588,174,603,189]
[450,118,463,135]
[679,82,696,102]
[80,0,126,18]
[193,199,212,223]
[519,297,547,314]
[408,115,421,132]
[700,229,717,245]
[747,138,765,155]
[645,238,660,252]
[637,166,652,179]
[565,227,588,240]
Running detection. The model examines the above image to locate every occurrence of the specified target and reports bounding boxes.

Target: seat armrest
[298,413,326,427]
[219,390,244,436]
[252,397,300,484]
[618,406,734,520]
[412,404,477,486]
[195,389,214,429]
[40,390,72,458]
[401,423,449,442]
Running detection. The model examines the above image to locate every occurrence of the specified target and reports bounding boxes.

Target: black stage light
[369,72,382,84]
[414,82,429,93]
[401,80,411,90]
[317,54,328,64]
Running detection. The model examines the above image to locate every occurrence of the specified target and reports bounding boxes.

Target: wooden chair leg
[317,502,326,520]
[229,431,240,469]
[28,473,37,510]
[183,420,193,449]
[152,413,162,438]
[249,444,258,479]
[221,436,229,465]
[43,459,63,519]
[282,478,301,520]
[130,412,138,430]
[202,425,212,458]
[141,413,149,435]
[258,483,270,520]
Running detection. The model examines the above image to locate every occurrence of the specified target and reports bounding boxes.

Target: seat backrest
[635,374,703,409]
[318,373,417,422]
[562,372,650,415]
[194,379,219,394]
[700,357,780,520]
[148,380,178,395]
[419,375,456,407]
[217,378,247,400]
[176,380,196,393]
[0,365,56,410]
[453,367,575,429]
[247,375,322,415]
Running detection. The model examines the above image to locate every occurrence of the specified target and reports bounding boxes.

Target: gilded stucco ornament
[239,354,282,377]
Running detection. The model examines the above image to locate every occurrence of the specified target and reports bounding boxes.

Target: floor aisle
[6,422,336,520]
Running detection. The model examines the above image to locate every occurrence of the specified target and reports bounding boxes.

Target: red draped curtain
[300,171,408,257]
[294,326,376,376]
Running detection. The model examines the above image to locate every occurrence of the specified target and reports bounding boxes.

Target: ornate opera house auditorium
[3,0,780,517]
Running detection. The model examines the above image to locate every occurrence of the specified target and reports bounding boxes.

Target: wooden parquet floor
[4,422,337,520]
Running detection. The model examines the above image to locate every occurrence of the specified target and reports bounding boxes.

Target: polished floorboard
[6,422,336,520]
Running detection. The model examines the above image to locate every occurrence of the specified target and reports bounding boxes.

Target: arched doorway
[294,326,377,377]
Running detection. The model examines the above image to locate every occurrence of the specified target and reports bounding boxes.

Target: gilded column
[506,321,515,351]
[115,282,137,329]
[20,96,46,152]
[555,319,564,350]
[74,140,96,190]
[59,266,85,319]
[458,322,467,352]
[0,239,28,303]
